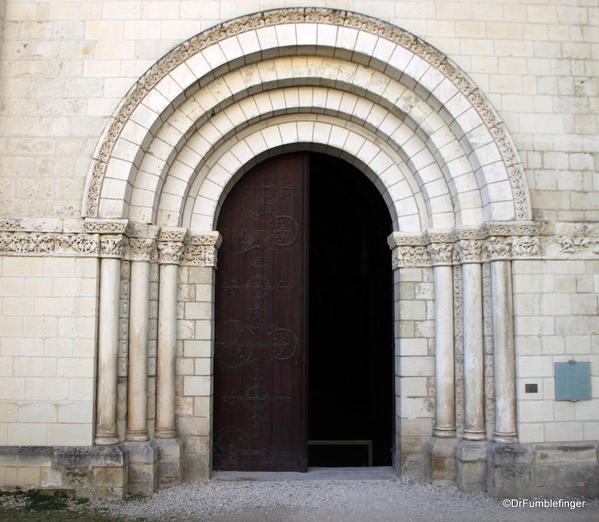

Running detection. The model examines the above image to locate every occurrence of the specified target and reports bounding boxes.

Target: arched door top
[83,7,531,230]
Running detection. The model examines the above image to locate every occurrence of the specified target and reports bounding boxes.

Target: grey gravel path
[91,478,599,522]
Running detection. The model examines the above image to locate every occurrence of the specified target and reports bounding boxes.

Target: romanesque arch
[82,8,536,487]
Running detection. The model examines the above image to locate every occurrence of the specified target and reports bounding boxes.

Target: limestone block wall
[0,255,98,447]
[0,0,597,222]
[0,0,596,499]
[0,0,6,56]
[395,266,435,476]
[177,265,214,480]
[513,258,599,444]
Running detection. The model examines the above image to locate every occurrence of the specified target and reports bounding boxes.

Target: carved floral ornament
[84,7,531,221]
[2,218,598,266]
[388,225,546,268]
[0,219,222,267]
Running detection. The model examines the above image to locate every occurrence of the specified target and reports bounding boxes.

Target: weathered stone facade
[0,1,597,499]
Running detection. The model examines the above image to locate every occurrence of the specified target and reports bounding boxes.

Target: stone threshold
[212,466,398,481]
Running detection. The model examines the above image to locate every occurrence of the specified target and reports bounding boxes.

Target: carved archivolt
[84,7,530,222]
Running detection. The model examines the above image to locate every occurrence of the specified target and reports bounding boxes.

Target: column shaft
[462,262,486,440]
[491,260,517,442]
[95,257,121,445]
[433,265,455,438]
[126,260,151,442]
[156,263,178,438]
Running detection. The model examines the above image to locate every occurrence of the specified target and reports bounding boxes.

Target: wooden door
[213,152,309,471]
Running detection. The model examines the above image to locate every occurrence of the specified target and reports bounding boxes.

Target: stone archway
[83,8,535,491]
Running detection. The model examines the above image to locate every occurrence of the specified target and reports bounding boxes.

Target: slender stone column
[491,258,517,442]
[126,234,158,442]
[459,238,486,441]
[483,235,517,443]
[95,233,127,445]
[155,229,186,439]
[428,240,456,439]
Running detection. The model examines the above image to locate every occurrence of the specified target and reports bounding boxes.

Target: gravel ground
[91,478,599,522]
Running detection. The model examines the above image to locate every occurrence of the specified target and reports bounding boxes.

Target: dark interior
[308,153,394,467]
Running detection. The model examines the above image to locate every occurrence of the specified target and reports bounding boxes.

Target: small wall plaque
[554,361,591,401]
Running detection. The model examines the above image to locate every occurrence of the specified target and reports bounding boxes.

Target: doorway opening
[308,153,394,467]
[212,151,394,471]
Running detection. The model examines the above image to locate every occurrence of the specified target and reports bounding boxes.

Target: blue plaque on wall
[554,361,591,401]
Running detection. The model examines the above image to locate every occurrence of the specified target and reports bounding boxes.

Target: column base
[126,429,149,443]
[463,429,486,442]
[122,442,157,496]
[456,439,487,493]
[95,433,119,445]
[155,428,177,439]
[493,431,518,443]
[156,438,183,488]
[427,437,457,484]
[433,426,456,438]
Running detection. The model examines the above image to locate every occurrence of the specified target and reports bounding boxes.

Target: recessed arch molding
[83,7,531,226]
[76,7,538,495]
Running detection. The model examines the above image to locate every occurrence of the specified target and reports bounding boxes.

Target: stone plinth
[427,437,457,484]
[156,438,183,488]
[487,442,599,499]
[0,446,128,499]
[122,442,157,496]
[456,440,487,493]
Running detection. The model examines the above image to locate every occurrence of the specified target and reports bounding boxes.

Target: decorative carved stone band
[388,223,544,267]
[0,219,224,267]
[0,232,99,256]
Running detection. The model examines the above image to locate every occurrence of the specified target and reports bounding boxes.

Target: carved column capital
[387,232,430,268]
[391,245,431,268]
[427,242,454,266]
[182,232,223,267]
[483,236,512,261]
[129,238,157,262]
[100,234,128,258]
[157,228,188,265]
[456,239,484,263]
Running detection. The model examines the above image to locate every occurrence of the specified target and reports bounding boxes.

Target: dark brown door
[213,152,309,471]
